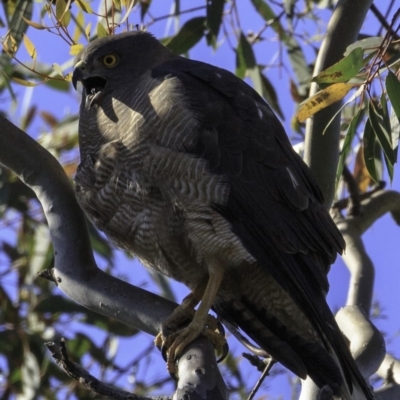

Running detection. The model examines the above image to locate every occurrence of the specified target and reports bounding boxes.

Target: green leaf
[206,0,224,48]
[235,33,265,100]
[260,73,284,119]
[164,17,205,55]
[45,77,70,92]
[55,0,71,27]
[345,36,383,56]
[383,151,394,182]
[75,0,93,13]
[312,47,364,84]
[140,0,151,20]
[285,37,311,96]
[250,0,310,96]
[250,0,278,25]
[236,31,256,79]
[380,92,391,142]
[386,71,400,123]
[368,99,395,166]
[336,109,362,187]
[67,334,92,358]
[363,119,380,183]
[7,0,33,55]
[96,22,108,38]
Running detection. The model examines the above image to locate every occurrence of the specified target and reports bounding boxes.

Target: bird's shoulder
[151,56,323,204]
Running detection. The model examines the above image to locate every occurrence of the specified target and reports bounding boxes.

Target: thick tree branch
[304,0,374,207]
[377,354,400,384]
[375,354,400,399]
[332,189,400,394]
[0,115,227,400]
[336,306,385,379]
[335,190,400,312]
[301,189,400,399]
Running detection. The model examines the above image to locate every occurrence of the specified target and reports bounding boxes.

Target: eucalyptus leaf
[206,0,224,48]
[368,99,395,166]
[164,17,205,55]
[386,71,400,123]
[345,36,383,56]
[7,0,33,55]
[363,119,380,183]
[260,73,284,119]
[236,32,256,79]
[250,0,310,95]
[312,48,364,84]
[336,109,362,187]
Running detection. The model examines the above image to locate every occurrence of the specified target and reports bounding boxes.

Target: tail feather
[214,296,374,400]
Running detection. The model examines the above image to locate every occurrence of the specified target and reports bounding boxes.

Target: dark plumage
[72,31,372,399]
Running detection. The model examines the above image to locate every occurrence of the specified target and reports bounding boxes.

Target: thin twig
[332,181,386,212]
[247,358,276,400]
[341,165,362,216]
[370,3,400,41]
[46,338,163,400]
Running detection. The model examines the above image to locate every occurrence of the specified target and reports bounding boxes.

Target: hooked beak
[72,60,86,90]
[72,60,108,109]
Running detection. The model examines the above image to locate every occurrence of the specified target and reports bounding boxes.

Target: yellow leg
[165,265,224,374]
[154,280,207,350]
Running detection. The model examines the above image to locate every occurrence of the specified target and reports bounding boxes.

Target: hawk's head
[72,31,173,109]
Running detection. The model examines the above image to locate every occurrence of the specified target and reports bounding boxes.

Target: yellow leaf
[85,22,92,40]
[55,0,65,20]
[97,22,109,38]
[22,17,46,30]
[73,10,84,43]
[55,0,71,27]
[52,63,64,77]
[75,0,93,13]
[11,77,45,87]
[122,0,135,8]
[296,83,356,123]
[3,33,18,55]
[113,0,121,11]
[354,145,372,193]
[70,43,84,55]
[23,34,36,60]
[64,73,72,82]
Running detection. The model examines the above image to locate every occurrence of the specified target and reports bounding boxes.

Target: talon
[161,341,169,363]
[217,341,229,363]
[216,319,225,336]
[154,332,169,363]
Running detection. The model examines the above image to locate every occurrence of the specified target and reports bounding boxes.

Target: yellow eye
[102,54,119,68]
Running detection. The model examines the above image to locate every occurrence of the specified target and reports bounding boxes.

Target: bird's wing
[152,57,343,296]
[150,58,373,399]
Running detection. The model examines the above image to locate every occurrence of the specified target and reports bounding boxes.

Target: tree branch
[301,188,400,398]
[336,306,385,379]
[304,0,374,207]
[332,189,400,394]
[0,115,228,400]
[46,339,159,400]
[335,190,400,312]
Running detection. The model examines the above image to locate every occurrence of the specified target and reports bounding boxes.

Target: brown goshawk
[72,31,372,399]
